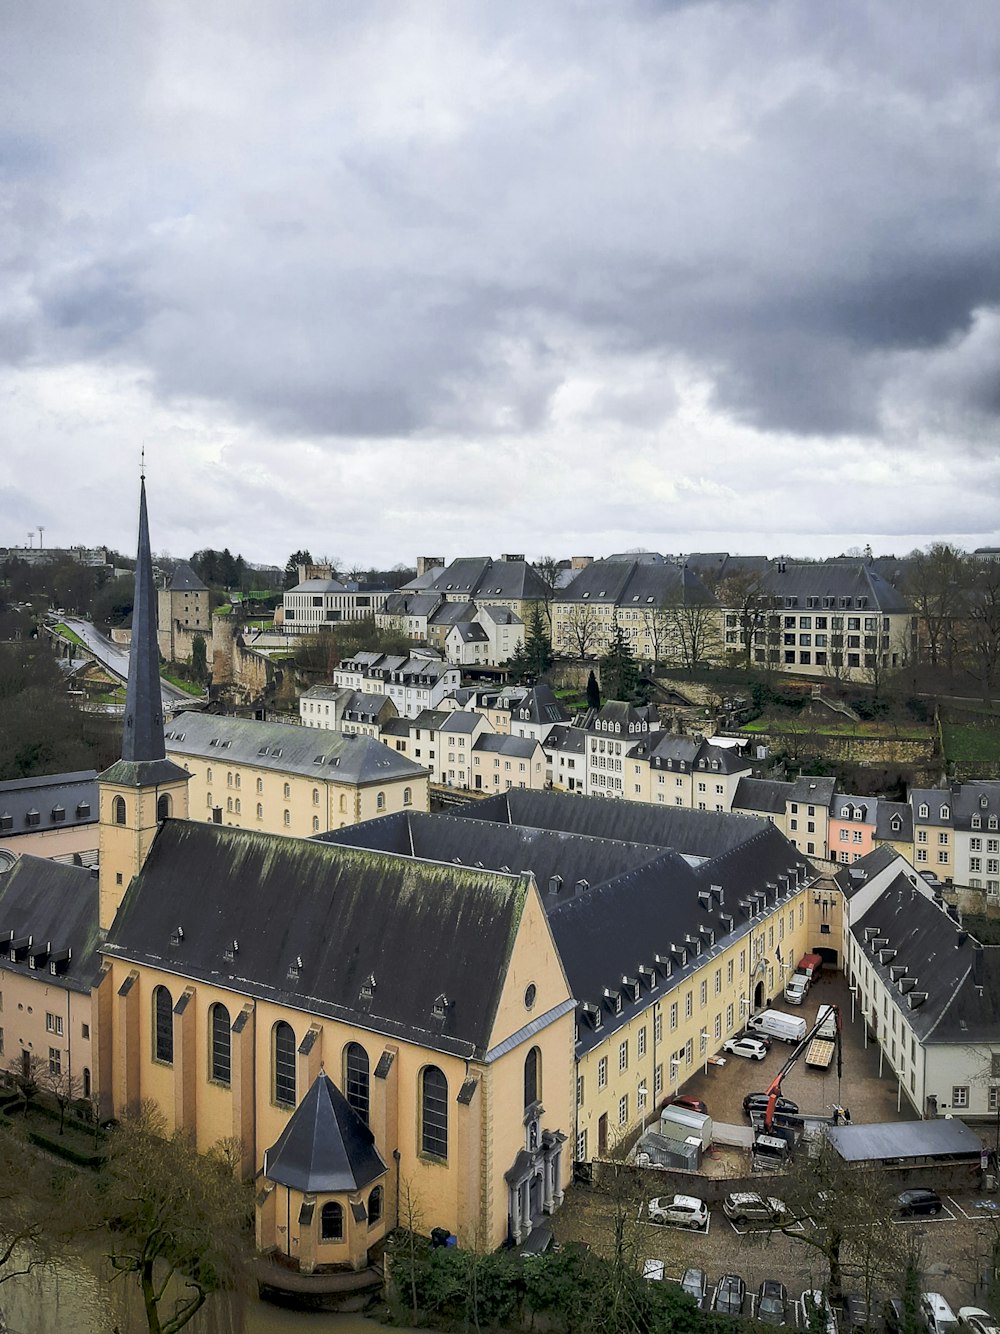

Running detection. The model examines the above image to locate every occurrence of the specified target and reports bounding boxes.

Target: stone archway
[753,980,765,1009]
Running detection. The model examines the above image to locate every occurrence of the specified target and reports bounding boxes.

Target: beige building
[162,711,429,836]
[157,562,212,664]
[0,770,100,870]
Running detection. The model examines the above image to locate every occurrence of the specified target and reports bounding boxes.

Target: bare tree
[87,1103,252,1334]
[905,543,966,672]
[961,561,1000,707]
[563,604,602,659]
[663,602,722,673]
[0,1119,74,1287]
[40,1066,82,1136]
[715,571,774,667]
[5,1052,44,1117]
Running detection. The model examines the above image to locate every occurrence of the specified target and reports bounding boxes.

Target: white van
[746,1009,807,1044]
[920,1293,958,1334]
[783,973,810,1005]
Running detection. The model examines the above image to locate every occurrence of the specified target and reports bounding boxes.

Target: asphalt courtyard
[675,972,919,1129]
[550,975,1000,1310]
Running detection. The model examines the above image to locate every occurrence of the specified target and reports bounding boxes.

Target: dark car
[742,1092,799,1118]
[681,1267,708,1309]
[756,1279,789,1326]
[713,1274,747,1316]
[882,1299,905,1334]
[740,1028,772,1049]
[667,1094,709,1115]
[897,1188,942,1218]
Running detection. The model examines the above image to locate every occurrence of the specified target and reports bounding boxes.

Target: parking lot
[553,973,998,1312]
[556,1185,1000,1315]
[674,972,920,1130]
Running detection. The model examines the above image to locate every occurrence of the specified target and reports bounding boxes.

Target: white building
[333,653,461,719]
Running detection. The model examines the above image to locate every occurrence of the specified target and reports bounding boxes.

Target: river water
[0,1249,424,1334]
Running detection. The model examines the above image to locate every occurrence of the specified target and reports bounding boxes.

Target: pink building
[828,794,878,865]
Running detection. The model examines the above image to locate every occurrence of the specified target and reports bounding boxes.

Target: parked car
[743,1092,799,1118]
[920,1294,959,1334]
[723,1192,788,1227]
[756,1279,789,1326]
[646,1194,709,1229]
[740,1028,772,1049]
[666,1093,708,1114]
[713,1274,747,1316]
[681,1267,708,1308]
[746,1009,807,1043]
[800,1290,838,1334]
[958,1309,1000,1334]
[783,973,810,1005]
[883,1298,906,1334]
[722,1035,768,1061]
[897,1188,943,1217]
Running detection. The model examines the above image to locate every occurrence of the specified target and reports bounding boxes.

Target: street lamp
[638,1083,649,1137]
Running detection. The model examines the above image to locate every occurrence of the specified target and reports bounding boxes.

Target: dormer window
[973,815,981,829]
[940,805,950,820]
[891,816,901,831]
[991,816,999,830]
[918,803,929,819]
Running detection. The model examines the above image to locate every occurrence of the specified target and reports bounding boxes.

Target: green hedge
[26,1128,104,1168]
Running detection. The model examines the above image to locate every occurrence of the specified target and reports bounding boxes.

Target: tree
[779,1134,902,1303]
[283,550,313,589]
[0,1116,75,1287]
[524,602,553,677]
[93,573,135,630]
[663,601,722,674]
[905,543,966,672]
[6,1052,44,1117]
[40,1066,82,1137]
[563,604,601,659]
[90,1103,252,1334]
[600,625,643,704]
[715,570,773,667]
[961,561,1000,707]
[190,633,208,684]
[586,669,601,710]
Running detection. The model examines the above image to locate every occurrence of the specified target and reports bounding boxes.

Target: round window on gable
[524,983,537,1011]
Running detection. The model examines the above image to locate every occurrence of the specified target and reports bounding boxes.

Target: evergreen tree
[524,602,553,677]
[599,625,644,704]
[284,550,313,589]
[586,669,601,710]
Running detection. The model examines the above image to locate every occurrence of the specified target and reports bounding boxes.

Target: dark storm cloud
[1,0,999,561]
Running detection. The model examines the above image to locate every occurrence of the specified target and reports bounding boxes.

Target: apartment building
[333,653,461,718]
[299,685,398,736]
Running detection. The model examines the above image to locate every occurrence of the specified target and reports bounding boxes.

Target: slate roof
[263,1073,386,1193]
[590,700,660,731]
[825,1118,982,1163]
[556,559,716,609]
[381,592,443,619]
[120,478,169,766]
[397,567,445,591]
[477,605,522,626]
[168,562,207,592]
[830,794,878,823]
[319,810,670,901]
[875,801,912,842]
[338,654,456,684]
[449,622,489,643]
[951,782,1000,830]
[0,855,100,993]
[104,821,531,1059]
[459,788,773,862]
[850,873,1000,1042]
[163,711,426,786]
[509,684,571,727]
[427,557,550,602]
[290,578,352,593]
[543,725,588,756]
[437,711,486,734]
[733,776,792,816]
[301,685,347,703]
[430,600,478,628]
[832,844,900,898]
[789,775,837,809]
[0,771,99,837]
[342,692,394,723]
[473,735,542,759]
[910,789,955,826]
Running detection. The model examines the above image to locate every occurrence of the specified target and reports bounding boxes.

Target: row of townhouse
[333,652,462,718]
[380,709,546,793]
[839,845,1000,1123]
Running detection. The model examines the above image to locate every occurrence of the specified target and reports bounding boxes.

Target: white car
[723,1035,769,1061]
[959,1309,1000,1334]
[722,1192,788,1226]
[646,1194,709,1229]
[800,1290,838,1334]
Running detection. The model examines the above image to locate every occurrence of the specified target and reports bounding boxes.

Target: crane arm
[763,1003,841,1130]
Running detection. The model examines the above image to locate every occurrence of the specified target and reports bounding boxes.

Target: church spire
[121,475,165,762]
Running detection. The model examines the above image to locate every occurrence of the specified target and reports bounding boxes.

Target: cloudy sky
[3,2,999,569]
